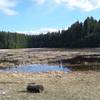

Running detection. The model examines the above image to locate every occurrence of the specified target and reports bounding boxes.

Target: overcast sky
[0,0,100,34]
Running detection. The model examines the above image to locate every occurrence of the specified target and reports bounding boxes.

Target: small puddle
[0,64,70,73]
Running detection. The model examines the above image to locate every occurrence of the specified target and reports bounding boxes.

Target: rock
[27,83,44,93]
[0,89,6,95]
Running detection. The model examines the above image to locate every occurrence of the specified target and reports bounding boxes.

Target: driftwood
[27,83,44,93]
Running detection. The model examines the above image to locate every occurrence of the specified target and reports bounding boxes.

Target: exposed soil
[0,71,100,100]
[0,48,100,68]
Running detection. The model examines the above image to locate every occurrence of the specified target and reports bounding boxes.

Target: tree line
[0,17,100,49]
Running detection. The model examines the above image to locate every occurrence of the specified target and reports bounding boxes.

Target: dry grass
[0,48,100,68]
[0,48,100,100]
[0,71,100,100]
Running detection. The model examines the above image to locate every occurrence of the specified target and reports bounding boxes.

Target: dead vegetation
[0,48,100,68]
[0,48,100,100]
[0,71,100,100]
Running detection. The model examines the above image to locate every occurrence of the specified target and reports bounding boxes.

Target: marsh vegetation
[0,48,100,100]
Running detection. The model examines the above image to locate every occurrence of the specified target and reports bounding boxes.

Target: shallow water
[0,64,70,73]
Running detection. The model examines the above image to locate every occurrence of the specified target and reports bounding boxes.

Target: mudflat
[0,48,100,68]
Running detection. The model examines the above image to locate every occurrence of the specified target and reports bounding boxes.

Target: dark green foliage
[0,17,100,49]
[0,32,29,49]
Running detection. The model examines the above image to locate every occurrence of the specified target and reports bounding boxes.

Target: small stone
[27,83,44,93]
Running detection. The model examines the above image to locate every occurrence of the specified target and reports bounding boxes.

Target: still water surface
[0,64,70,73]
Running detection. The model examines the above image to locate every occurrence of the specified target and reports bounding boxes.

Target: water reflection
[0,60,100,73]
[52,54,100,72]
[0,64,70,73]
[63,64,100,71]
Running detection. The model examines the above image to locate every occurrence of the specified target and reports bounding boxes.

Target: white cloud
[34,0,100,12]
[33,0,45,5]
[27,28,60,35]
[0,0,100,16]
[19,27,66,35]
[65,0,100,12]
[17,27,68,35]
[0,0,18,15]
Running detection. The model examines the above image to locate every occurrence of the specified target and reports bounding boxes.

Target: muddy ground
[0,48,100,100]
[0,48,100,68]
